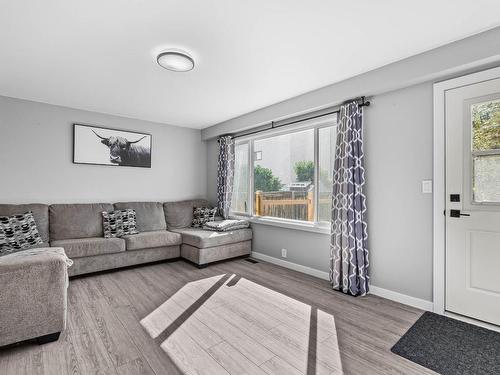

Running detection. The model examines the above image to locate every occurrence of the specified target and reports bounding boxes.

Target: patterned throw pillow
[192,207,217,228]
[102,209,139,238]
[0,211,44,257]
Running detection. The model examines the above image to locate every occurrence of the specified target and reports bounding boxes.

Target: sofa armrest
[0,247,69,346]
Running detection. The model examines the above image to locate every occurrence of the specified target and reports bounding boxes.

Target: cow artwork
[92,130,151,167]
[73,124,152,168]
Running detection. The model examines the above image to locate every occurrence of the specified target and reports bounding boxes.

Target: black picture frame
[73,123,152,168]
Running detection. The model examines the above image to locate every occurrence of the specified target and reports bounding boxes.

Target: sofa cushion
[122,230,182,251]
[114,202,167,232]
[50,203,114,240]
[51,237,125,258]
[0,204,49,243]
[164,199,209,228]
[171,227,252,248]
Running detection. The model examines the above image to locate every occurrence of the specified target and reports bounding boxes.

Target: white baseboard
[369,285,433,311]
[251,251,330,280]
[251,251,433,311]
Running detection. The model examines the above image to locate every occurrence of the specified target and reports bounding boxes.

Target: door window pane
[254,129,314,221]
[473,155,500,203]
[472,99,500,151]
[318,126,336,222]
[231,143,249,213]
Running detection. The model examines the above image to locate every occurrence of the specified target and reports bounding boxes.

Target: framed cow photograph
[73,124,152,168]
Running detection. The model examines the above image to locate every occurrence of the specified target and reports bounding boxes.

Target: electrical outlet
[281,248,287,258]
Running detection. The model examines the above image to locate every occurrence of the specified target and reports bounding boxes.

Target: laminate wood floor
[0,258,436,375]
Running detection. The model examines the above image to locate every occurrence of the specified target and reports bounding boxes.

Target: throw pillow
[192,207,217,228]
[0,211,44,257]
[102,209,139,238]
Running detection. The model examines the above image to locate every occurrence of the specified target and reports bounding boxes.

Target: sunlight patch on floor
[140,274,343,374]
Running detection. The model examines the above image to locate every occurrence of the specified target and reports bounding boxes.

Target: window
[471,98,500,203]
[254,128,315,221]
[230,115,337,226]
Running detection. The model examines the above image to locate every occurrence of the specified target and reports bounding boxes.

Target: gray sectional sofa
[0,199,252,276]
[0,199,251,347]
[1,199,251,276]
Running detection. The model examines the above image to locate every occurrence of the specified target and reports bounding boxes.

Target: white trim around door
[433,65,500,315]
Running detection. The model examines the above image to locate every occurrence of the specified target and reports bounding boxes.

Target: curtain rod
[222,96,371,140]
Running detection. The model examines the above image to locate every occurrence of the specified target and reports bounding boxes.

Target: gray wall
[206,82,434,301]
[0,96,206,204]
[204,27,500,303]
[364,83,433,300]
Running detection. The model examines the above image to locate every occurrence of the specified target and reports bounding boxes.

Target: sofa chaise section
[164,199,252,267]
[172,227,252,267]
[171,227,252,249]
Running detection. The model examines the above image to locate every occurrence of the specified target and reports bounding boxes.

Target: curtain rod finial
[360,96,370,107]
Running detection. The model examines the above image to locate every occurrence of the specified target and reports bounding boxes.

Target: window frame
[464,94,500,208]
[230,115,337,233]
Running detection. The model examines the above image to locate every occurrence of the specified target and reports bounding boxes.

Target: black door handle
[450,209,470,217]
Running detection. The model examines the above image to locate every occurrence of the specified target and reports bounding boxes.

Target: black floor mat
[391,312,500,375]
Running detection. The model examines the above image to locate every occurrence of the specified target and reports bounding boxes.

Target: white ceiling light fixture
[156,49,195,72]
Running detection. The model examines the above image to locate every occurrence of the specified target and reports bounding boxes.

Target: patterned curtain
[329,101,369,296]
[216,136,235,219]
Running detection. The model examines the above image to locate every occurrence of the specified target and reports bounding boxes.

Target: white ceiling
[1,1,500,129]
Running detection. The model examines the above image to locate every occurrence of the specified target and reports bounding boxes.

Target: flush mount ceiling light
[156,50,194,72]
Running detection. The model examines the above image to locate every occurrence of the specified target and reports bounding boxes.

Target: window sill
[231,214,331,235]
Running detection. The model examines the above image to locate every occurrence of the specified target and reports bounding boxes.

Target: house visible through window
[231,115,337,225]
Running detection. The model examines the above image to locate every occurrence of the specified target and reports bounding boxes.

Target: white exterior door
[445,75,500,326]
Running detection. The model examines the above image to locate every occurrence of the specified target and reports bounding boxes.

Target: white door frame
[433,65,500,314]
